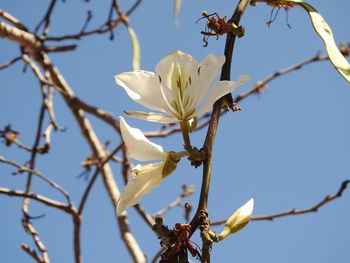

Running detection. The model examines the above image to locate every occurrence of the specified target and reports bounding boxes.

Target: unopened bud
[162,152,180,177]
[219,198,254,240]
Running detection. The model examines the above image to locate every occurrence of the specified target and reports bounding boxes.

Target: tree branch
[1,18,146,263]
[0,187,73,214]
[211,180,350,225]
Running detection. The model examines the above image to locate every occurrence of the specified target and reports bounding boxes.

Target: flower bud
[219,198,254,240]
[162,152,180,178]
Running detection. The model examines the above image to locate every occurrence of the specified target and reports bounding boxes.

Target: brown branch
[1,7,143,262]
[44,44,77,52]
[34,0,58,36]
[21,243,43,263]
[0,9,27,31]
[68,96,120,132]
[211,180,350,225]
[191,0,250,229]
[0,155,72,204]
[43,0,141,42]
[234,53,329,103]
[134,204,155,228]
[0,187,73,213]
[21,101,49,263]
[44,80,63,131]
[24,224,50,263]
[78,143,123,215]
[188,1,251,261]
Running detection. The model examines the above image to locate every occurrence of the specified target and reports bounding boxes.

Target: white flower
[115,50,249,123]
[117,117,176,215]
[117,162,165,216]
[219,198,254,240]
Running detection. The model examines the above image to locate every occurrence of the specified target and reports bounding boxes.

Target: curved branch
[0,187,74,214]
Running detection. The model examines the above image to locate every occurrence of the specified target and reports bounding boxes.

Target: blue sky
[1,0,350,262]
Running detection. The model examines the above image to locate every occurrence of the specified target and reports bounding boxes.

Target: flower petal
[185,54,226,111]
[117,162,164,215]
[115,70,173,114]
[193,75,250,117]
[156,51,199,93]
[120,117,167,161]
[125,111,178,123]
[156,50,199,114]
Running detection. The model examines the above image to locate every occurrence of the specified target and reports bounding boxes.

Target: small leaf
[284,0,350,83]
[126,25,140,70]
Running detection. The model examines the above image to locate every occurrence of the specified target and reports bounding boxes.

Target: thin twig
[0,155,72,204]
[150,248,166,263]
[0,55,22,71]
[211,180,350,225]
[34,0,58,36]
[153,185,195,218]
[44,0,141,42]
[126,0,143,16]
[234,53,329,103]
[21,102,49,263]
[134,204,155,228]
[0,187,73,213]
[44,71,65,131]
[21,243,43,263]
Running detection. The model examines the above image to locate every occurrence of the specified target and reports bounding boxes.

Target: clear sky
[1,0,350,262]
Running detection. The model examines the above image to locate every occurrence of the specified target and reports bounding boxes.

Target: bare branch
[0,9,28,30]
[150,248,166,263]
[153,185,195,218]
[21,243,43,263]
[44,44,77,52]
[68,97,120,132]
[211,180,350,225]
[43,0,142,42]
[0,155,72,204]
[0,55,21,71]
[23,223,50,263]
[0,187,73,214]
[126,0,143,17]
[34,0,58,36]
[234,53,329,103]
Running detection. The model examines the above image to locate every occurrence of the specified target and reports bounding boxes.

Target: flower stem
[180,121,192,151]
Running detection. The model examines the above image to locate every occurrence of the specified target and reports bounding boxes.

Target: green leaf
[285,0,350,83]
[126,25,140,70]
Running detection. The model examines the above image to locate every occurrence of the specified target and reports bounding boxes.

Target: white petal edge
[115,70,172,113]
[193,75,250,117]
[186,54,226,111]
[125,111,178,123]
[120,117,167,161]
[117,162,164,216]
